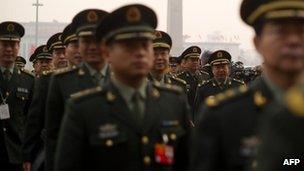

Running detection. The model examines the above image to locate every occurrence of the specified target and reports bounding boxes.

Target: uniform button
[22,97,25,100]
[142,136,149,144]
[143,156,151,165]
[3,128,6,132]
[170,133,177,140]
[105,139,113,147]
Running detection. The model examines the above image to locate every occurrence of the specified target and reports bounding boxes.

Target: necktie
[93,72,104,84]
[131,91,143,124]
[3,69,11,82]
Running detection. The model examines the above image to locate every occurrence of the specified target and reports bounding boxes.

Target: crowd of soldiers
[1,0,304,171]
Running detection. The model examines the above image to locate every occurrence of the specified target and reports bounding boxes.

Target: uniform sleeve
[174,92,191,171]
[55,99,85,171]
[45,75,64,171]
[189,107,222,171]
[22,77,46,162]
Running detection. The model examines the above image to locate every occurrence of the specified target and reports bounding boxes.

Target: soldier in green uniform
[148,30,187,91]
[46,33,68,69]
[15,56,26,69]
[168,56,179,76]
[190,0,304,170]
[177,46,210,109]
[0,21,35,171]
[44,9,110,171]
[55,4,190,171]
[29,53,40,76]
[22,45,53,171]
[61,24,82,66]
[256,78,304,171]
[194,50,245,119]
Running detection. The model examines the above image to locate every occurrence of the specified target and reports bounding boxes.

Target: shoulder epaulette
[285,86,304,117]
[170,76,187,85]
[153,81,183,94]
[232,78,245,84]
[20,68,34,77]
[175,71,185,77]
[70,86,103,100]
[198,79,211,87]
[54,65,78,75]
[42,69,55,76]
[205,85,249,108]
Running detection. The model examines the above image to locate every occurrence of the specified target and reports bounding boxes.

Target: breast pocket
[16,91,29,101]
[89,128,128,148]
[159,126,186,144]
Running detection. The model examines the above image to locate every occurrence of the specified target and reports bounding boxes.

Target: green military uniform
[256,84,304,171]
[55,4,191,171]
[189,0,304,170]
[194,50,245,120]
[44,9,109,171]
[15,56,26,69]
[0,21,35,169]
[147,73,187,92]
[22,45,53,171]
[176,46,210,108]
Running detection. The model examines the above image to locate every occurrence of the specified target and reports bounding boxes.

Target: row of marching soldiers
[1,1,304,171]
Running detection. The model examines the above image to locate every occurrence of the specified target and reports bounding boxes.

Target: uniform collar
[261,74,284,104]
[111,76,147,103]
[83,62,108,77]
[0,65,14,74]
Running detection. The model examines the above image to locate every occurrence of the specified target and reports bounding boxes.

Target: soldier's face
[79,36,103,65]
[104,39,153,79]
[212,63,230,79]
[38,58,53,72]
[185,57,199,72]
[152,48,170,72]
[65,40,82,66]
[52,48,68,68]
[33,61,40,74]
[254,19,304,75]
[0,40,20,67]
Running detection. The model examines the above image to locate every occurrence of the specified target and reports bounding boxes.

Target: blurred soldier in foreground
[55,4,190,171]
[190,0,304,170]
[0,21,34,171]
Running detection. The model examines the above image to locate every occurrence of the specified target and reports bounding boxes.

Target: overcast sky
[0,0,255,50]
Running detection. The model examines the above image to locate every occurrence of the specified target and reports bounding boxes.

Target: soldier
[22,45,53,171]
[33,45,53,75]
[61,24,82,66]
[168,56,179,76]
[194,50,245,118]
[44,9,110,171]
[177,46,209,109]
[148,30,187,90]
[29,53,40,76]
[46,33,68,69]
[55,4,190,171]
[15,56,26,69]
[190,0,304,170]
[0,21,35,171]
[257,79,304,171]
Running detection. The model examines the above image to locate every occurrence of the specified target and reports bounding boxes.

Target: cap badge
[217,52,223,58]
[126,7,141,23]
[87,11,98,22]
[193,47,198,53]
[7,24,15,32]
[155,31,162,38]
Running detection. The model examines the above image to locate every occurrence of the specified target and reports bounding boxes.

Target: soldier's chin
[58,61,68,68]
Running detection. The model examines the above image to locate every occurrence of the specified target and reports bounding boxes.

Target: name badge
[0,103,10,120]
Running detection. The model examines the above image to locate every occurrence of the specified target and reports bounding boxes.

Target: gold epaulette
[53,65,77,75]
[285,86,304,117]
[20,68,34,77]
[153,81,183,94]
[171,76,187,85]
[233,78,245,84]
[42,69,54,76]
[198,79,211,87]
[205,85,248,107]
[70,86,103,100]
